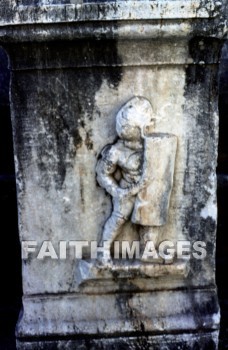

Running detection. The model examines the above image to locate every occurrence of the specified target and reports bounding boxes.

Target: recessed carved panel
[96,96,177,264]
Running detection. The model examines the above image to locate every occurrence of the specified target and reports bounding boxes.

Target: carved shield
[131,133,177,226]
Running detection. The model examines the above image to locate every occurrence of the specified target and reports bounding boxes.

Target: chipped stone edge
[0,0,221,27]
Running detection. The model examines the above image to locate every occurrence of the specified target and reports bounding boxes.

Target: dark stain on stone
[199,295,219,316]
[189,37,221,64]
[115,292,134,320]
[80,178,85,210]
[183,43,219,220]
[188,289,219,342]
[181,36,221,285]
[15,336,218,349]
[72,128,83,154]
[114,292,151,348]
[186,37,221,91]
[79,165,86,209]
[9,38,122,191]
[10,73,32,193]
[85,130,93,150]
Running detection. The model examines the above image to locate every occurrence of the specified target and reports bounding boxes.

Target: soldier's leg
[100,195,135,262]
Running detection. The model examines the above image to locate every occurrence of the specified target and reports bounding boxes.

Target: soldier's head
[116,97,154,141]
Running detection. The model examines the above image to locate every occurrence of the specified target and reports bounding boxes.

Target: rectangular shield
[131,133,177,226]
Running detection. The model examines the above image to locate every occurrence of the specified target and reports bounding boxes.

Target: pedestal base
[76,259,189,286]
[16,289,220,349]
[16,331,219,350]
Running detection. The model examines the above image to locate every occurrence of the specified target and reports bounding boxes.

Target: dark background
[0,47,22,350]
[0,42,227,349]
[217,42,228,350]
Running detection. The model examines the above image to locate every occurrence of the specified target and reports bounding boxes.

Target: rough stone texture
[132,133,177,226]
[0,1,223,26]
[17,332,219,350]
[95,97,178,263]
[16,290,219,335]
[0,0,227,349]
[76,259,188,286]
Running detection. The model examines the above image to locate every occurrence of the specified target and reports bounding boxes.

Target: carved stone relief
[76,97,189,285]
[95,96,177,264]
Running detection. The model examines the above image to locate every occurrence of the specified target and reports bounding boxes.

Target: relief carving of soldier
[96,97,177,264]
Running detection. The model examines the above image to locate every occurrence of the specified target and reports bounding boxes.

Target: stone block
[0,0,227,348]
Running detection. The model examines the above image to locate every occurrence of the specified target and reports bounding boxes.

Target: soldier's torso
[116,141,143,185]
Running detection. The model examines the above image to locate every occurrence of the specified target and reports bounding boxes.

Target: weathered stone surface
[0,0,223,27]
[76,259,188,286]
[0,0,226,348]
[8,42,221,290]
[17,290,219,336]
[132,133,177,226]
[16,332,219,350]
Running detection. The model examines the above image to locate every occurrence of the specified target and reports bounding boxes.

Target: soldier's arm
[96,144,120,197]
